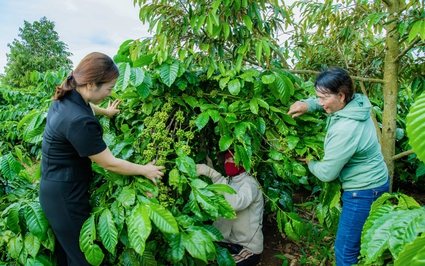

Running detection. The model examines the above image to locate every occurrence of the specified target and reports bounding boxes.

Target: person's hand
[205,155,213,168]
[142,160,165,185]
[288,101,308,118]
[104,99,121,118]
[296,157,310,164]
[196,164,210,177]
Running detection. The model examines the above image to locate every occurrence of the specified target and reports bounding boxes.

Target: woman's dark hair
[314,67,354,104]
[53,52,119,100]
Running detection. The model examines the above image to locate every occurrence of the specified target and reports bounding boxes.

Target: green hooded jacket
[303,93,388,191]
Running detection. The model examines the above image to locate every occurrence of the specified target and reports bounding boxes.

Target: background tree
[2,16,73,88]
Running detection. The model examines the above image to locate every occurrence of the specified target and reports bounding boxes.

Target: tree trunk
[382,0,401,192]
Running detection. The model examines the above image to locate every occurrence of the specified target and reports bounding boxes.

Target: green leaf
[408,20,424,43]
[41,228,55,252]
[98,209,118,254]
[268,150,285,161]
[262,38,270,57]
[228,79,241,95]
[292,162,306,176]
[146,202,179,234]
[207,109,220,122]
[406,91,425,163]
[269,71,294,104]
[235,145,250,172]
[360,205,402,263]
[184,96,199,108]
[24,233,41,258]
[7,234,23,259]
[388,208,425,258]
[176,155,197,177]
[219,135,234,151]
[117,62,131,90]
[257,117,266,134]
[261,74,275,84]
[243,15,252,31]
[395,234,425,266]
[216,246,236,266]
[195,112,210,130]
[127,204,151,256]
[136,75,152,99]
[215,194,236,219]
[182,230,207,263]
[249,98,259,114]
[234,122,247,138]
[26,203,49,240]
[130,67,145,87]
[133,54,155,67]
[160,60,179,87]
[169,234,185,263]
[207,184,236,194]
[80,216,105,266]
[286,135,300,150]
[193,188,218,217]
[117,186,136,208]
[6,203,21,234]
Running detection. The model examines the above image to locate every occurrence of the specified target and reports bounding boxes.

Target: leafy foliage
[359,193,425,265]
[406,91,425,163]
[2,17,72,88]
[0,154,54,265]
[132,0,291,69]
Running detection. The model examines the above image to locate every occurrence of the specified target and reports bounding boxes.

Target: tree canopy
[2,16,73,88]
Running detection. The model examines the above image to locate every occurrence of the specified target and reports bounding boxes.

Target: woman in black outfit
[39,52,164,266]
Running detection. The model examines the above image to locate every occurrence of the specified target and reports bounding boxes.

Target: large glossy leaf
[5,203,21,234]
[193,188,218,217]
[406,91,425,163]
[98,209,118,254]
[219,135,233,151]
[24,233,41,258]
[395,234,425,266]
[169,234,185,263]
[182,230,207,263]
[25,203,49,240]
[361,207,404,263]
[41,228,55,252]
[214,194,236,219]
[80,216,104,266]
[187,226,216,258]
[389,208,425,258]
[126,204,151,256]
[195,112,210,130]
[206,184,236,194]
[7,234,23,259]
[25,258,45,266]
[228,79,241,95]
[160,60,179,87]
[117,186,136,208]
[216,246,236,266]
[136,75,152,99]
[133,54,155,67]
[146,202,179,234]
[110,201,125,232]
[117,63,131,90]
[130,67,145,87]
[176,155,197,177]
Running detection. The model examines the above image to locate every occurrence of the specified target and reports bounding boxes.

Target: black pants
[39,178,91,266]
[217,242,261,266]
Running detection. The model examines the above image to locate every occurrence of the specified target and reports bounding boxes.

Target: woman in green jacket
[288,67,389,266]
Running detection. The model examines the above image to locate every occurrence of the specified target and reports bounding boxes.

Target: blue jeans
[335,178,390,266]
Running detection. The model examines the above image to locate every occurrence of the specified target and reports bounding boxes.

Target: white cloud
[0,0,150,74]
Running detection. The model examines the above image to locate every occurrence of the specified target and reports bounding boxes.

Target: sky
[0,0,151,74]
